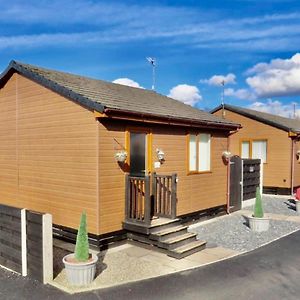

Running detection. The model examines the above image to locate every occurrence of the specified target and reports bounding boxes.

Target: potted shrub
[62,212,98,286]
[248,187,270,232]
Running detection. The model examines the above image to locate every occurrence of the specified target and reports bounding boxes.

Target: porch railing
[125,175,151,225]
[152,173,177,219]
[125,173,177,225]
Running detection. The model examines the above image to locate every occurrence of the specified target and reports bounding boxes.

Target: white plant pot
[63,253,98,286]
[296,201,300,213]
[248,216,270,232]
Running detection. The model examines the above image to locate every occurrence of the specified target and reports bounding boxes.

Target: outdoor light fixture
[156,148,165,162]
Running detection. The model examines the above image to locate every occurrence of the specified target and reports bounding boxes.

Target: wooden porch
[123,173,206,259]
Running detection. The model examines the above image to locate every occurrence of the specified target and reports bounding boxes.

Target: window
[241,141,250,159]
[240,139,267,163]
[252,140,267,163]
[189,134,197,171]
[188,133,211,173]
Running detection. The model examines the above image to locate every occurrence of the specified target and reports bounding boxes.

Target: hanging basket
[115,150,127,163]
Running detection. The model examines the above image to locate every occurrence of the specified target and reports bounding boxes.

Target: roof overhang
[95,108,241,131]
[211,104,297,133]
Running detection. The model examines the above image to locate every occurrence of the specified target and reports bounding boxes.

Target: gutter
[103,107,241,131]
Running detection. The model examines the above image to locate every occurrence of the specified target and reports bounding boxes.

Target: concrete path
[52,240,239,294]
[95,229,300,300]
[51,208,300,294]
[1,230,300,299]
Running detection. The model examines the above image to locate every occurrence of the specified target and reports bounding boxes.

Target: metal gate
[230,157,261,211]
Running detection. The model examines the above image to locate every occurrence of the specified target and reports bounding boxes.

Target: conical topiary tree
[253,187,264,218]
[75,211,89,262]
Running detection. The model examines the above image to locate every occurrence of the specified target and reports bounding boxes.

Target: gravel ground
[190,195,300,252]
[247,195,298,216]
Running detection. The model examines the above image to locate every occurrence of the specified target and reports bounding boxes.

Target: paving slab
[49,195,300,295]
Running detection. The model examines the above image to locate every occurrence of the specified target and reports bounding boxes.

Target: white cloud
[248,99,300,118]
[200,73,236,86]
[168,84,202,106]
[1,2,300,52]
[224,88,256,101]
[112,78,143,88]
[246,53,300,97]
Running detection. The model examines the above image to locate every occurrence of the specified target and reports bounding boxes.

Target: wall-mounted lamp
[296,150,300,161]
[156,148,165,163]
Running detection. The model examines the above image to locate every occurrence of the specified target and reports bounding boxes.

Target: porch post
[171,173,177,219]
[144,176,151,225]
[125,174,130,221]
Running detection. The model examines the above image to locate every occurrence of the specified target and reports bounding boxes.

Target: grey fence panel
[26,210,44,282]
[0,204,22,273]
[243,159,261,200]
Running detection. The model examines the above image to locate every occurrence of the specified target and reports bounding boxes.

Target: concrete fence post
[21,209,27,277]
[42,213,53,284]
[260,159,264,195]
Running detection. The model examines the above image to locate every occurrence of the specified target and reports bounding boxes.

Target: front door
[130,132,146,176]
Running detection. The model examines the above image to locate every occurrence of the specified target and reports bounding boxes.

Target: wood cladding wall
[294,140,300,188]
[98,120,228,234]
[214,109,292,188]
[0,74,99,233]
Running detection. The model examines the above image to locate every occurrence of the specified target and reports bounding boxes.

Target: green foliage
[253,187,264,218]
[75,211,89,262]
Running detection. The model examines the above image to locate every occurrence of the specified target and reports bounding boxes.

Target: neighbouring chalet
[211,104,300,195]
[0,61,240,257]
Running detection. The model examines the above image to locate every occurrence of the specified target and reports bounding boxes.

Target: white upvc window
[241,141,250,159]
[189,134,197,171]
[188,133,211,173]
[252,140,267,163]
[240,139,267,163]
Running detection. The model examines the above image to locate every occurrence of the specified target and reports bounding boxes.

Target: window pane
[252,140,267,163]
[199,134,211,171]
[189,135,197,171]
[241,141,250,158]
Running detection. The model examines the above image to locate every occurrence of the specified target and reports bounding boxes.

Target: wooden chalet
[211,104,300,195]
[0,61,240,257]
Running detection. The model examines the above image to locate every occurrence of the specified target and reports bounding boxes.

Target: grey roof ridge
[211,103,300,133]
[0,60,105,113]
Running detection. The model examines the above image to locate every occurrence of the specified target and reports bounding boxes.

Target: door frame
[125,127,153,174]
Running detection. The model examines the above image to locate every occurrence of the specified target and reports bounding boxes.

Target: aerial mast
[221,80,225,118]
[146,57,156,90]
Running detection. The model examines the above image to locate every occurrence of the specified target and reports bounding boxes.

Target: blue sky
[1,0,300,116]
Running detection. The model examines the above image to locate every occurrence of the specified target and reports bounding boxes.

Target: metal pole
[152,63,155,90]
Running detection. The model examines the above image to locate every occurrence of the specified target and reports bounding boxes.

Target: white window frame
[188,133,211,174]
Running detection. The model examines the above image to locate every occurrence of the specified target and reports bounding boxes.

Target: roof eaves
[213,104,291,133]
[0,60,105,113]
[104,107,241,130]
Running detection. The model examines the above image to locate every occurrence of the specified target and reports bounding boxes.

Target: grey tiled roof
[0,61,239,129]
[211,104,300,133]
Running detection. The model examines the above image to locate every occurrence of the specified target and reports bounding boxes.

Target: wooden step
[168,240,207,259]
[149,218,181,234]
[158,232,197,250]
[149,225,188,242]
